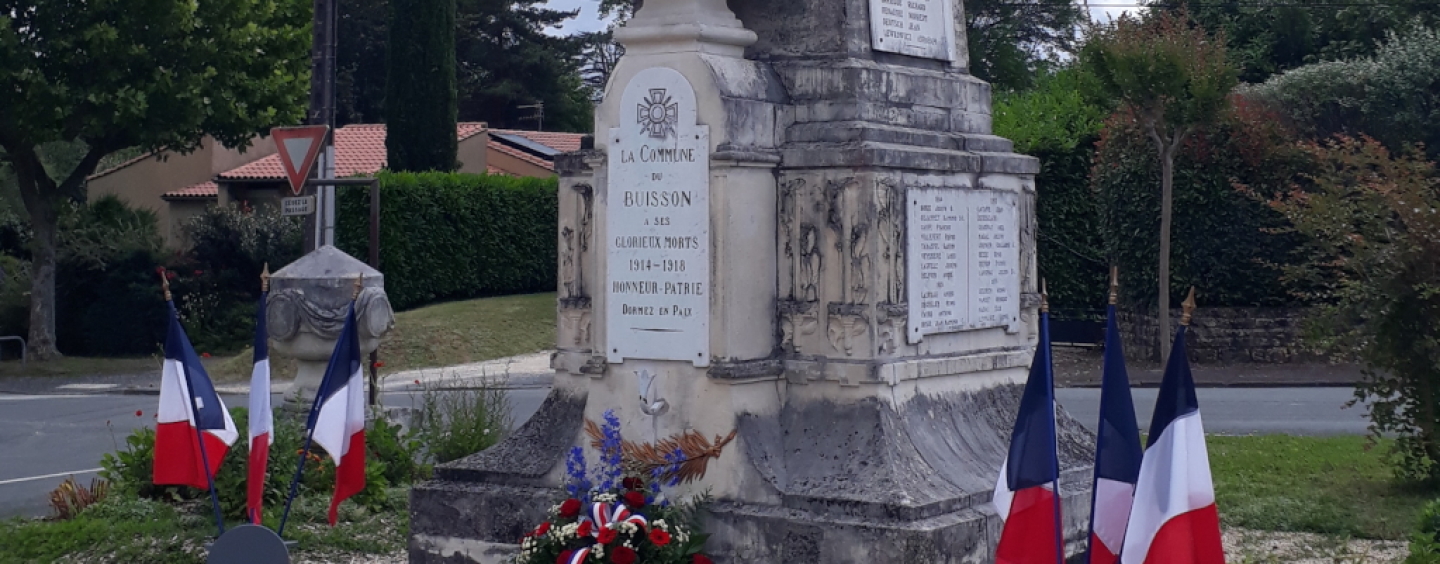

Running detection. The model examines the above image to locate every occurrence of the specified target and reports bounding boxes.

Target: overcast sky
[540,0,1139,36]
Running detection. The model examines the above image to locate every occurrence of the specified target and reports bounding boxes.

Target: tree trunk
[27,204,60,360]
[1158,144,1175,365]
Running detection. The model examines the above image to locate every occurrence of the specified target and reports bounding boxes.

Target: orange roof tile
[163,181,218,199]
[219,122,488,181]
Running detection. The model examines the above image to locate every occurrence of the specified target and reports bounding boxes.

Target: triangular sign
[270,126,330,196]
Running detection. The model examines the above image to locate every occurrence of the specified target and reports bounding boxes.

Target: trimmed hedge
[336,171,558,311]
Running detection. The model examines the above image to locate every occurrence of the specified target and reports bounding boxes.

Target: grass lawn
[1210,434,1435,540]
[208,292,557,382]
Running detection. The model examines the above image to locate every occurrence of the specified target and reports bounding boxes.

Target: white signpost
[868,0,958,61]
[605,67,711,367]
[281,196,316,216]
[906,189,1021,343]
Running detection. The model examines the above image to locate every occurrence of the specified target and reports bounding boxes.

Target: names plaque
[605,67,711,367]
[906,189,1020,343]
[869,0,957,61]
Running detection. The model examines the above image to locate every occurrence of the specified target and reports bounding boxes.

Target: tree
[454,0,591,132]
[0,0,309,359]
[1155,0,1440,83]
[1260,136,1440,480]
[336,0,390,125]
[386,0,459,172]
[965,0,1085,91]
[1081,12,1237,361]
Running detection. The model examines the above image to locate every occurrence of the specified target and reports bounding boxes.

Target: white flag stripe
[1120,411,1215,564]
[248,359,273,440]
[158,359,239,446]
[312,366,365,464]
[992,461,1014,519]
[1092,477,1136,549]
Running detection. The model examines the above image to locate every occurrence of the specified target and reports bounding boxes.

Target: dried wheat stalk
[585,419,738,485]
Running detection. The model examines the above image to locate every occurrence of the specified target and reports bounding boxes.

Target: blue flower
[565,446,592,502]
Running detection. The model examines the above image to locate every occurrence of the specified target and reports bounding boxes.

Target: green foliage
[335,171,558,311]
[965,0,1085,91]
[1093,99,1308,311]
[454,0,593,132]
[171,203,303,353]
[1411,500,1440,563]
[386,0,459,172]
[1159,0,1440,83]
[53,196,168,356]
[993,68,1109,310]
[0,0,310,358]
[1263,136,1440,482]
[1242,24,1440,160]
[411,376,512,464]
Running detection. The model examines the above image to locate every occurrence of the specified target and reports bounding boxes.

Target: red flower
[559,498,582,519]
[533,522,551,537]
[373,361,385,368]
[596,528,618,545]
[193,270,203,276]
[154,266,165,274]
[693,555,714,564]
[557,550,574,564]
[135,410,142,417]
[576,520,593,538]
[201,352,211,358]
[623,491,646,509]
[165,271,177,280]
[649,529,671,546]
[610,546,637,564]
[622,477,642,490]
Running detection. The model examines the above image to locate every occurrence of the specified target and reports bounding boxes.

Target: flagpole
[1042,280,1064,564]
[251,264,271,526]
[278,274,362,537]
[161,271,226,537]
[1084,267,1120,564]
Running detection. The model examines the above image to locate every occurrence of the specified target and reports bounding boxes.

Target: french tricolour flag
[307,302,367,525]
[1087,303,1143,564]
[154,302,238,489]
[993,306,1063,564]
[247,292,273,524]
[1121,325,1225,564]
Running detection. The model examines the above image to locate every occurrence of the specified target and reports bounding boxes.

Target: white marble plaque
[906,189,1020,343]
[605,67,711,367]
[869,0,957,61]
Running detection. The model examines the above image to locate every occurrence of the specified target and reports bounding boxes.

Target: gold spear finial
[1181,287,1197,326]
[261,263,271,293]
[1040,278,1050,314]
[353,274,364,300]
[1109,266,1119,306]
[158,268,172,302]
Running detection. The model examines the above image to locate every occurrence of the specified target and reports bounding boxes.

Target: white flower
[653,519,668,530]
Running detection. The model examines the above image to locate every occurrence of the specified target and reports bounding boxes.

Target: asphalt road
[0,388,550,520]
[0,386,1368,520]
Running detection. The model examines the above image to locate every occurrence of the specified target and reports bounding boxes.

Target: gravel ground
[1224,527,1408,563]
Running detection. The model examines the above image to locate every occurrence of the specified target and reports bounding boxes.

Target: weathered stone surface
[435,387,585,485]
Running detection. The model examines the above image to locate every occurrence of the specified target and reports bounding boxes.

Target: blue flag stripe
[1006,310,1060,490]
[307,303,363,430]
[1147,326,1200,448]
[1095,304,1143,483]
[165,302,227,431]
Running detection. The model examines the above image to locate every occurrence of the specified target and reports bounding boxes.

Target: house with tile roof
[87,123,585,248]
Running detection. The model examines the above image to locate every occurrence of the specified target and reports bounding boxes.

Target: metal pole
[305,0,337,252]
[367,179,380,406]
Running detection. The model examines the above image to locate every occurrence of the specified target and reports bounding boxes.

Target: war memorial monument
[410,0,1095,561]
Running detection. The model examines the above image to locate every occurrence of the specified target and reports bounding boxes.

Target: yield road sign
[270,126,329,195]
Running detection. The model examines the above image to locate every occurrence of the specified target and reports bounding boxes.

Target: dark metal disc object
[206,524,291,564]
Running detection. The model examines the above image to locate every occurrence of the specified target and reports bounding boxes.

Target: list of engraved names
[906,189,1020,343]
[869,0,956,61]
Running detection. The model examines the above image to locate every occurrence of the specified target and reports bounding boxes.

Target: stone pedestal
[266,245,394,409]
[409,1,1093,562]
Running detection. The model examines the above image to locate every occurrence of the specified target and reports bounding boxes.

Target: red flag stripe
[1090,532,1119,564]
[328,430,367,525]
[1139,505,1224,564]
[996,485,1062,564]
[153,421,231,490]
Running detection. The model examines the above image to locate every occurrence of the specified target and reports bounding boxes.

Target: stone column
[409,0,1093,562]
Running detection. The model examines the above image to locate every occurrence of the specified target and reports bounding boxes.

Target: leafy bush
[1410,500,1440,563]
[335,171,558,311]
[101,406,424,522]
[53,196,169,356]
[994,68,1109,310]
[174,203,303,353]
[1263,136,1440,482]
[411,375,513,464]
[1243,24,1440,160]
[1091,96,1311,311]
